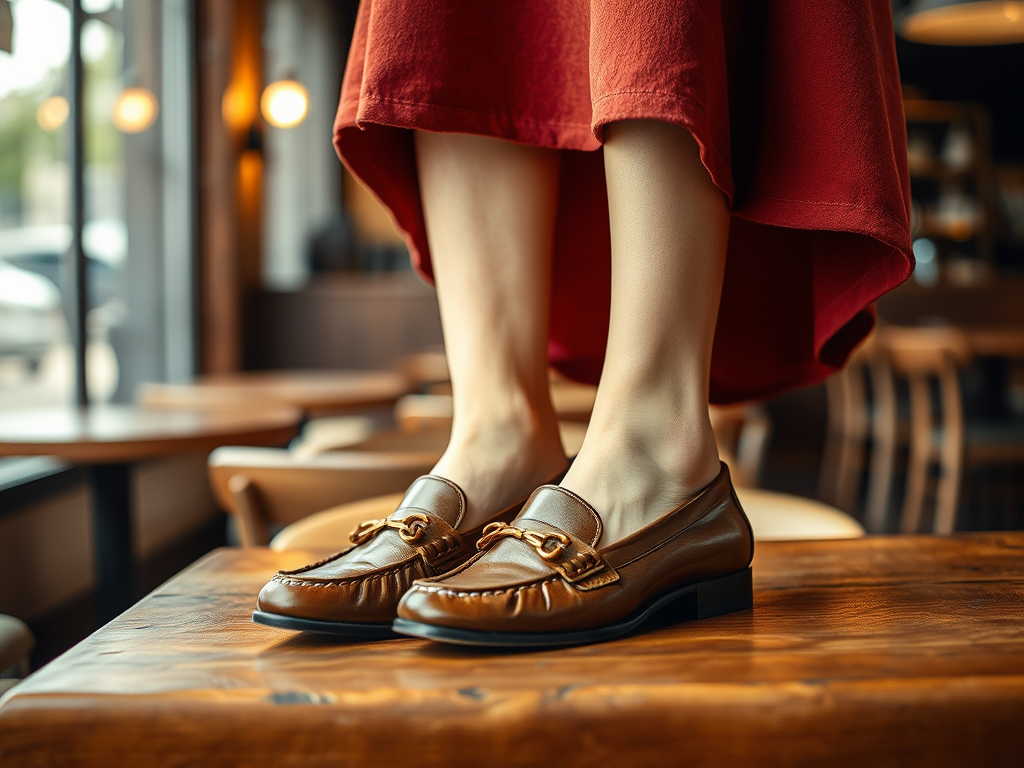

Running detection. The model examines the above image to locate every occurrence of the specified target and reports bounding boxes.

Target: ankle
[571,417,718,487]
[590,379,717,466]
[560,419,719,546]
[433,398,566,529]
[450,381,560,450]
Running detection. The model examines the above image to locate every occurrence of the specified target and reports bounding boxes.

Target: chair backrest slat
[208,447,439,547]
[880,326,970,535]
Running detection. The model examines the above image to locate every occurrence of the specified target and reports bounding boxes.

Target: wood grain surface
[0,404,301,462]
[1,534,1022,767]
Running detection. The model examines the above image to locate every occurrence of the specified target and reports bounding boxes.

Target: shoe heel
[695,567,752,619]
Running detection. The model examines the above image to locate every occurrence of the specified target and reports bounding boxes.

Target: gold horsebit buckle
[349,513,430,546]
[476,522,570,560]
[476,521,619,590]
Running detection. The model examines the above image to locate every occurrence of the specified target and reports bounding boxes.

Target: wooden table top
[138,369,411,414]
[0,404,301,463]
[2,533,1022,767]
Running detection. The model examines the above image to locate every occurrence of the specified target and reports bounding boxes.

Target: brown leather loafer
[253,475,539,638]
[393,462,754,647]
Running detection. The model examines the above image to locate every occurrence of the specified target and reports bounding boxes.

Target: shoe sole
[392,567,752,648]
[252,610,397,639]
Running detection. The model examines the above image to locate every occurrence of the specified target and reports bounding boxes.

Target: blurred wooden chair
[709,403,771,488]
[819,343,871,513]
[880,326,970,534]
[208,448,440,547]
[821,325,1024,534]
[737,488,864,541]
[395,394,453,433]
[287,416,377,459]
[818,335,900,532]
[877,325,1024,534]
[270,485,862,552]
[271,493,407,551]
[346,428,450,454]
[706,405,862,539]
[400,351,449,392]
[289,413,458,459]
[0,614,34,696]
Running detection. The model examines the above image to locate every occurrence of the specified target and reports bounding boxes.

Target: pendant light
[113,85,158,133]
[261,76,308,129]
[900,0,1024,45]
[261,0,308,130]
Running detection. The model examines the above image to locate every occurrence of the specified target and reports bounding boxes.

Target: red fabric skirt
[333,0,914,403]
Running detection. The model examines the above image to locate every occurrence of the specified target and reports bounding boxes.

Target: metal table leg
[87,463,134,621]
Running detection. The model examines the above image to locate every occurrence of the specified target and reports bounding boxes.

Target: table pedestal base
[87,463,134,621]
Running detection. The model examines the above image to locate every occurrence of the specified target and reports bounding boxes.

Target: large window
[0,0,194,414]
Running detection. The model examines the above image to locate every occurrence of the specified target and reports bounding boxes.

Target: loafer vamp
[279,533,414,580]
[398,504,625,633]
[398,464,755,635]
[256,474,473,624]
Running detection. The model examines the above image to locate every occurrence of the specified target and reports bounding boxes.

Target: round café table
[137,369,411,416]
[0,404,302,620]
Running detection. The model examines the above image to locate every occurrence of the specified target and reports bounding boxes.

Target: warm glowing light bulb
[112,87,159,133]
[901,0,1024,44]
[37,96,70,131]
[261,80,308,128]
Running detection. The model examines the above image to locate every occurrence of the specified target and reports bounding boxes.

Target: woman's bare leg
[560,120,730,546]
[415,131,567,529]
